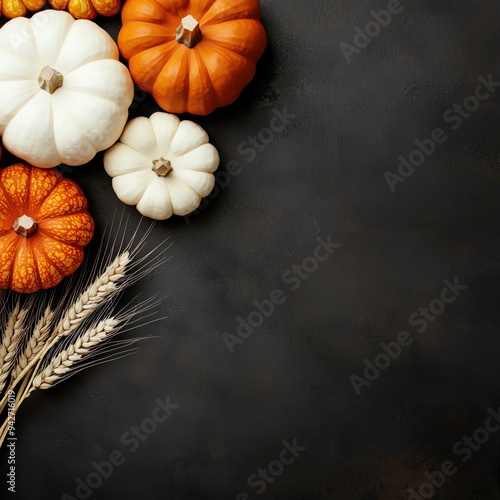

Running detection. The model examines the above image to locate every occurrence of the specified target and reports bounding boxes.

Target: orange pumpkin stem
[152,158,173,177]
[175,15,202,48]
[12,215,38,238]
[38,66,64,94]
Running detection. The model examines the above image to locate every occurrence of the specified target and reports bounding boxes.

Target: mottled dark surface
[1,0,500,499]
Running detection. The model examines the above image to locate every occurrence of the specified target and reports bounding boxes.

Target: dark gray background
[1,0,500,498]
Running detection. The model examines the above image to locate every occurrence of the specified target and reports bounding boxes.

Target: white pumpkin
[0,10,134,168]
[104,112,219,220]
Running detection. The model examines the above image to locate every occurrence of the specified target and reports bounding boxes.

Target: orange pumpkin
[48,0,121,19]
[0,164,94,293]
[118,0,267,115]
[0,0,46,18]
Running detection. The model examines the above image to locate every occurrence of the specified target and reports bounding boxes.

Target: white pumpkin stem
[38,66,64,94]
[176,15,202,48]
[12,215,38,238]
[152,158,173,177]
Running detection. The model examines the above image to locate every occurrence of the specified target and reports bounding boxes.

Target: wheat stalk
[32,318,120,391]
[0,251,131,415]
[10,306,54,382]
[0,301,27,394]
[0,219,168,448]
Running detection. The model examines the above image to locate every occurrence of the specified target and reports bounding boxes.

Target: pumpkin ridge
[36,207,89,220]
[36,211,93,246]
[36,232,83,277]
[128,41,181,92]
[149,0,188,19]
[190,0,217,22]
[36,228,82,249]
[8,237,24,291]
[31,169,62,217]
[199,0,261,26]
[31,234,65,285]
[149,123,177,158]
[54,90,119,151]
[30,237,43,292]
[36,179,88,219]
[29,169,62,218]
[0,169,18,219]
[199,41,255,103]
[166,173,199,213]
[0,164,33,216]
[152,47,190,109]
[200,19,266,59]
[2,90,40,140]
[0,233,18,290]
[47,98,64,167]
[191,45,218,109]
[32,12,75,68]
[119,21,175,53]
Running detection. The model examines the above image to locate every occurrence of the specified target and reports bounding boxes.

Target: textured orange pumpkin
[49,0,120,19]
[0,164,94,293]
[0,0,46,18]
[118,0,267,115]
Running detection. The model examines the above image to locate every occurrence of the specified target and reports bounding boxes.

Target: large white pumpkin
[0,10,134,168]
[104,112,219,220]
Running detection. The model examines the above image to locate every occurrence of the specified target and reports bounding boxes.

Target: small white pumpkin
[104,112,219,220]
[0,10,134,168]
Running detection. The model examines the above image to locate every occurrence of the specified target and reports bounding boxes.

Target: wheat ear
[32,318,120,391]
[52,251,130,342]
[0,301,27,394]
[10,306,54,382]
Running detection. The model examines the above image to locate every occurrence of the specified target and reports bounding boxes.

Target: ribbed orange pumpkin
[118,0,267,115]
[49,0,121,19]
[0,164,94,293]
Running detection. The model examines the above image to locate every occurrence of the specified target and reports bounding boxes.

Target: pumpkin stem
[38,66,64,94]
[13,215,38,238]
[176,15,202,48]
[152,158,173,177]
